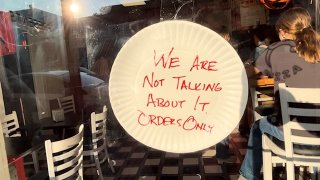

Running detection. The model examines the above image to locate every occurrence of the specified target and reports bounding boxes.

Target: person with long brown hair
[239,7,320,180]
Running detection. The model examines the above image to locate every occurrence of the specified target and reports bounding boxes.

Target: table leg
[31,151,39,173]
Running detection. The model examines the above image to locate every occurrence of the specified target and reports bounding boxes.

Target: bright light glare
[70,3,79,13]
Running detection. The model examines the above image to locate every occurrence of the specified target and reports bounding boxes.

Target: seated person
[250,24,279,61]
[238,7,320,180]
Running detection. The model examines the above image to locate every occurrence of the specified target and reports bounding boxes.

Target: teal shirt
[253,44,267,61]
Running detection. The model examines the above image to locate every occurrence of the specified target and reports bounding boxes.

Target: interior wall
[28,29,68,119]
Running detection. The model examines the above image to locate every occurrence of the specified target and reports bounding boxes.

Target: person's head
[251,24,278,46]
[217,25,230,42]
[275,7,320,63]
[195,7,230,41]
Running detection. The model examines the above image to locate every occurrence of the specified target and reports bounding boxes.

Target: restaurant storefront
[0,0,319,179]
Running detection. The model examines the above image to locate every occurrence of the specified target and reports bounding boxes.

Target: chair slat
[54,149,83,172]
[95,121,105,129]
[93,135,105,144]
[284,87,320,103]
[94,112,107,120]
[3,118,15,123]
[287,121,320,131]
[95,128,105,136]
[54,139,83,161]
[2,124,14,131]
[288,107,320,117]
[2,122,14,128]
[55,159,83,180]
[51,130,83,152]
[291,136,320,145]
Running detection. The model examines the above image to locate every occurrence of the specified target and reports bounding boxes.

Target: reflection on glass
[0,0,318,179]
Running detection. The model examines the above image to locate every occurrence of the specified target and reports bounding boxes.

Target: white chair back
[262,83,320,180]
[2,111,21,137]
[57,95,76,114]
[279,83,320,162]
[83,105,115,179]
[91,106,108,149]
[45,124,84,180]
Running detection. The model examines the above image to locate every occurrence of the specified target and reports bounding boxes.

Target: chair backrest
[90,105,108,154]
[45,124,84,179]
[57,95,76,114]
[279,83,320,162]
[2,111,21,137]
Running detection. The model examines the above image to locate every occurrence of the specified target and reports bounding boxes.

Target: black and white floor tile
[83,132,248,180]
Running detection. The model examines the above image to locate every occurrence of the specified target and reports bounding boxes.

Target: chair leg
[108,159,116,173]
[93,152,104,180]
[31,151,39,173]
[262,135,273,180]
[104,148,115,173]
[286,162,295,180]
[262,150,273,180]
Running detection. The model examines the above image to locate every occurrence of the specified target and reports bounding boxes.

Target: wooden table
[36,113,83,140]
[254,77,275,112]
[38,113,82,129]
[256,77,274,87]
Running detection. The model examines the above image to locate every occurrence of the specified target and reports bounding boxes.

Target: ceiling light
[70,2,79,13]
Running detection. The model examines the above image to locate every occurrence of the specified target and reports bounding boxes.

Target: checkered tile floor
[83,132,248,180]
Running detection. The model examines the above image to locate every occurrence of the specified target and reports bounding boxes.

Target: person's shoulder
[267,40,295,50]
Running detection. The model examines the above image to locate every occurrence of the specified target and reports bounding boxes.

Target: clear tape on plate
[109,20,248,153]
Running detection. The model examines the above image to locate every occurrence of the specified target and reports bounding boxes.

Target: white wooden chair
[262,83,320,180]
[57,95,76,114]
[45,124,84,179]
[83,106,115,179]
[2,111,43,173]
[56,95,76,138]
[2,111,21,137]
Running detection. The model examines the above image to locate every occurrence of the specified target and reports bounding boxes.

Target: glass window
[0,0,318,179]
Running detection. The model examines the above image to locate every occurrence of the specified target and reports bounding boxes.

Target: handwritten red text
[189,55,218,72]
[143,72,165,88]
[193,96,210,111]
[154,47,180,69]
[146,93,186,108]
[137,110,214,133]
[172,76,222,92]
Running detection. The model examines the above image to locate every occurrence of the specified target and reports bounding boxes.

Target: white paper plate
[109,20,248,153]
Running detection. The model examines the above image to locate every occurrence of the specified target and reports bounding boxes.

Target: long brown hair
[275,7,320,63]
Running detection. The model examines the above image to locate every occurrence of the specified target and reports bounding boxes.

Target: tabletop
[37,113,82,129]
[256,77,274,87]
